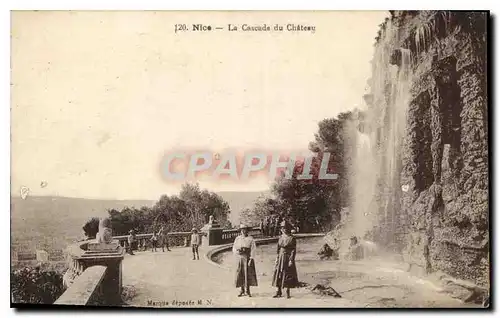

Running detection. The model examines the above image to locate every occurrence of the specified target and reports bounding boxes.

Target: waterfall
[347,18,413,250]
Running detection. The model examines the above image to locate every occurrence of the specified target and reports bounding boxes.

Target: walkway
[121,245,360,308]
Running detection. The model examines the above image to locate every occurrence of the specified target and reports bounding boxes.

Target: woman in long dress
[272,221,299,299]
[232,224,258,297]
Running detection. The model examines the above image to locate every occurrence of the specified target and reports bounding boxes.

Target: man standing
[127,230,136,255]
[275,216,283,236]
[150,233,158,252]
[191,228,201,260]
[263,216,269,237]
[267,216,273,237]
[158,226,171,252]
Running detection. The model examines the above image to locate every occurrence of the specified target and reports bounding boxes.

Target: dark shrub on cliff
[82,217,100,239]
[11,266,65,304]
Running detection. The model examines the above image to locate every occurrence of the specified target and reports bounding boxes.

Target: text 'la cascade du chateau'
[188,23,316,33]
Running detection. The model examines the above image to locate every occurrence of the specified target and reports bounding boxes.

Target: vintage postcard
[10,10,489,309]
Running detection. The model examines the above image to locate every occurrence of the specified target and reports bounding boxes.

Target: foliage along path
[121,246,360,308]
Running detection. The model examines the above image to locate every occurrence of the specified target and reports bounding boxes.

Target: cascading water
[346,19,414,251]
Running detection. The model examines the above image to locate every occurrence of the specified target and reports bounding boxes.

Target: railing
[61,241,89,288]
[113,227,263,250]
[56,240,125,306]
[113,232,193,251]
[55,266,106,306]
[220,227,261,244]
[206,233,326,269]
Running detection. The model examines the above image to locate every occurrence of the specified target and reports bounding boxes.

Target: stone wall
[371,11,488,287]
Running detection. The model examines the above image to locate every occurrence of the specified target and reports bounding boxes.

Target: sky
[11,11,387,200]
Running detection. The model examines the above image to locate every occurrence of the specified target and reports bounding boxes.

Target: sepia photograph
[9,10,490,309]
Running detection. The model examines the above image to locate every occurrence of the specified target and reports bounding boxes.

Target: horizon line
[10,190,271,202]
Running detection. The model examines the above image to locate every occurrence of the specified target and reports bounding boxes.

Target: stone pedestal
[201,221,223,246]
[87,241,120,252]
[68,240,125,305]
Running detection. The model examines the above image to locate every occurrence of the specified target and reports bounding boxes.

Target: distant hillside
[11,196,155,254]
[10,191,269,254]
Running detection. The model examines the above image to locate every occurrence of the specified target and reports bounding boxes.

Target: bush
[82,217,100,239]
[11,266,65,304]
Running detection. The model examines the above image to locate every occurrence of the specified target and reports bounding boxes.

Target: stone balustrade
[113,232,193,250]
[55,226,264,305]
[220,227,261,244]
[206,233,326,269]
[55,266,107,306]
[56,239,125,306]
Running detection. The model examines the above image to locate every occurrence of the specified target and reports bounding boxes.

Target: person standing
[191,228,201,260]
[127,230,136,255]
[264,216,270,237]
[266,216,271,237]
[158,226,171,252]
[347,236,364,261]
[274,216,283,236]
[272,221,299,299]
[268,216,275,237]
[150,233,158,252]
[294,220,300,234]
[232,224,258,297]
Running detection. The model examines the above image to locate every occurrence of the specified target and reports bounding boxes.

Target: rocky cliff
[357,11,488,288]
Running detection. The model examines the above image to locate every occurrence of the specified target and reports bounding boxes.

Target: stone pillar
[200,222,223,246]
[78,241,125,305]
[100,258,123,304]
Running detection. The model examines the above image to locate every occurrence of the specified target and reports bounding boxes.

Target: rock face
[357,11,488,287]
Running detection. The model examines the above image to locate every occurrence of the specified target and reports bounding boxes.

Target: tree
[179,183,231,229]
[239,196,278,226]
[107,206,154,236]
[153,194,190,232]
[260,111,356,233]
[82,217,100,239]
[308,111,355,209]
[105,183,232,235]
[271,157,337,232]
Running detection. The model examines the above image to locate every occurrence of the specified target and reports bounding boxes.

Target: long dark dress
[272,234,299,288]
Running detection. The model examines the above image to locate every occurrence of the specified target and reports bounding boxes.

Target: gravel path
[121,246,359,308]
[122,237,478,308]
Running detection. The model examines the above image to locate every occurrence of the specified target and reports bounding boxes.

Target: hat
[239,224,251,229]
[192,228,198,232]
[129,229,135,234]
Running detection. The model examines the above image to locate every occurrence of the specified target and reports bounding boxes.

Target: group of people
[126,219,300,298]
[127,226,203,261]
[317,236,365,261]
[127,226,171,255]
[260,215,300,237]
[233,221,299,299]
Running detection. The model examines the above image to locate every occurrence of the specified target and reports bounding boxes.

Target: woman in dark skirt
[272,221,299,299]
[232,224,258,297]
